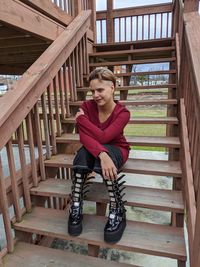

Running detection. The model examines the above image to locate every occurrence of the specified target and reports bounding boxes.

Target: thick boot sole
[104,219,126,244]
[68,222,82,236]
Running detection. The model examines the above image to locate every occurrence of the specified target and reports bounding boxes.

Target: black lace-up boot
[104,174,126,243]
[68,171,92,236]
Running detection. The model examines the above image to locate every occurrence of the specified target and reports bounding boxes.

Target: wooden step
[69,99,178,106]
[83,70,177,78]
[89,46,175,58]
[30,178,184,213]
[1,242,137,267]
[89,57,176,67]
[62,116,178,125]
[56,133,181,148]
[77,84,177,92]
[93,38,175,52]
[44,154,182,177]
[13,207,186,261]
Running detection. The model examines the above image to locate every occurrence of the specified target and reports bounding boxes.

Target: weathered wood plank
[30,178,184,212]
[2,242,137,267]
[62,116,178,124]
[89,57,176,67]
[0,0,65,41]
[44,154,182,177]
[20,0,73,26]
[0,11,91,150]
[13,207,186,260]
[56,133,180,148]
[96,3,173,19]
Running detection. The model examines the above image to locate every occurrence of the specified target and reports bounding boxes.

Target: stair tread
[56,133,180,147]
[62,116,178,124]
[13,207,186,260]
[45,154,182,177]
[2,242,137,267]
[77,84,177,91]
[89,57,176,67]
[93,38,175,49]
[30,178,184,212]
[89,46,175,57]
[69,99,178,106]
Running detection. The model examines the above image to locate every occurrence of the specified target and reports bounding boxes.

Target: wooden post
[107,0,114,43]
[74,0,82,16]
[184,0,199,12]
[88,0,96,40]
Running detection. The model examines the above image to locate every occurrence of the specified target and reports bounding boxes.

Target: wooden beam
[0,0,65,41]
[107,0,114,43]
[96,3,173,20]
[19,0,73,26]
[0,11,91,150]
[0,36,49,49]
[184,0,199,12]
[184,12,200,108]
[0,65,26,75]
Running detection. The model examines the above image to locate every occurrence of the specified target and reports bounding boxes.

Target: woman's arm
[76,109,130,144]
[79,128,118,180]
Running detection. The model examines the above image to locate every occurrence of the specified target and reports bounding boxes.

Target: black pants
[73,144,123,175]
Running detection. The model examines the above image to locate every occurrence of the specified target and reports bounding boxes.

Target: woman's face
[90,79,115,107]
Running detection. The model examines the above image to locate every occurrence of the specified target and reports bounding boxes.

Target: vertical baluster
[166,13,169,38]
[148,14,150,40]
[142,15,144,40]
[26,113,38,187]
[53,76,62,136]
[17,124,32,212]
[71,51,77,101]
[0,155,14,252]
[63,63,71,117]
[75,46,81,88]
[130,16,133,41]
[63,0,67,11]
[125,17,127,41]
[34,104,46,180]
[79,41,84,87]
[58,69,66,119]
[67,57,75,101]
[41,93,51,160]
[119,18,121,42]
[161,13,163,38]
[47,83,57,155]
[154,14,157,39]
[136,16,138,41]
[6,140,22,221]
[84,33,89,75]
[82,37,86,75]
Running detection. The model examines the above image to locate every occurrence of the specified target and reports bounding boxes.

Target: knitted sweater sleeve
[76,109,130,144]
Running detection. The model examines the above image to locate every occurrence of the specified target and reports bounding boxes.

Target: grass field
[125,108,167,151]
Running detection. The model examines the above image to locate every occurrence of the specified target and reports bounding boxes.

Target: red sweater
[76,100,130,163]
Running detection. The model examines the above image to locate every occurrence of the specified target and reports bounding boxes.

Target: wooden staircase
[1,37,187,267]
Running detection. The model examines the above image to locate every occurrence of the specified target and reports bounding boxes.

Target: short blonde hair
[89,68,116,87]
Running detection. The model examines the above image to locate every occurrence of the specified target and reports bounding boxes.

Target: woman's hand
[75,108,84,120]
[99,152,118,180]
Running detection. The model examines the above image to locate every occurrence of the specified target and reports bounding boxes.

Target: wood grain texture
[13,207,186,260]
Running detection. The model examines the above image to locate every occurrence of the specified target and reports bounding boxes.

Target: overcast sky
[96,0,173,10]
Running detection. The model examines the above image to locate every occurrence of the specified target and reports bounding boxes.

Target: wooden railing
[96,3,173,43]
[52,0,90,16]
[0,10,91,254]
[176,1,200,266]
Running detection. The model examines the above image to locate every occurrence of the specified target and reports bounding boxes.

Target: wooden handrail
[19,0,73,26]
[96,3,173,19]
[0,10,91,151]
[177,6,200,267]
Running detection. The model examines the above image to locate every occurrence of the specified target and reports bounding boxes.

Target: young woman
[68,68,130,243]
